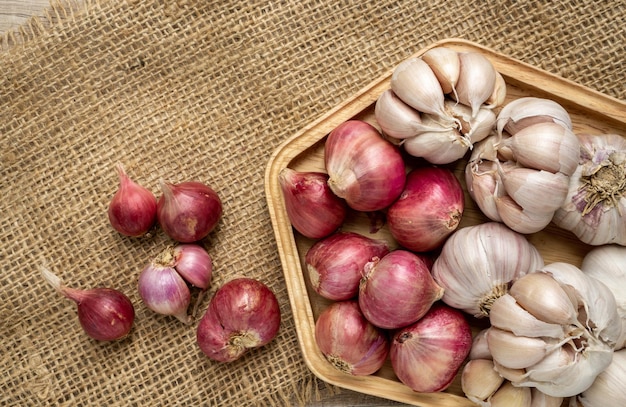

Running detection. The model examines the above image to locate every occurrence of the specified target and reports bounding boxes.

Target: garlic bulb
[553,133,626,245]
[379,46,505,165]
[487,263,621,398]
[581,245,626,349]
[575,348,626,407]
[466,98,580,234]
[431,222,544,317]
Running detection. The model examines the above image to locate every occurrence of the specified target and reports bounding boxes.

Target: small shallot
[138,260,192,324]
[41,266,135,341]
[314,300,389,375]
[278,168,347,239]
[387,166,464,252]
[325,120,406,212]
[305,231,389,301]
[107,163,157,237]
[157,180,222,242]
[390,303,472,393]
[196,278,281,363]
[359,250,444,329]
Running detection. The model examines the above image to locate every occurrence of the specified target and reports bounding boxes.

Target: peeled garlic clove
[494,194,554,234]
[486,327,551,370]
[485,70,507,108]
[498,121,580,176]
[421,46,460,96]
[499,166,570,213]
[490,293,565,339]
[374,89,451,140]
[455,51,497,118]
[461,359,504,404]
[402,126,468,164]
[530,388,563,407]
[465,160,503,222]
[497,96,573,136]
[489,381,532,407]
[391,57,455,125]
[509,272,579,326]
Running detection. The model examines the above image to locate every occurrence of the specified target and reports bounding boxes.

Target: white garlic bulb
[553,133,626,246]
[431,222,544,317]
[487,263,621,398]
[576,349,626,407]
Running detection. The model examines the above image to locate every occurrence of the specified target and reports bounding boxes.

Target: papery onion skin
[387,166,464,252]
[305,231,389,301]
[107,163,157,237]
[359,250,444,329]
[325,120,406,212]
[314,300,389,376]
[278,168,347,239]
[41,267,135,341]
[432,222,544,317]
[390,303,472,393]
[157,180,222,243]
[196,278,281,363]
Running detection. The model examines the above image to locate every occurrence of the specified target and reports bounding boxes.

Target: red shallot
[324,120,406,212]
[278,168,347,239]
[387,166,464,252]
[107,163,157,237]
[41,266,135,341]
[314,300,389,376]
[358,250,444,329]
[196,278,281,363]
[305,231,389,301]
[157,180,222,243]
[390,303,472,393]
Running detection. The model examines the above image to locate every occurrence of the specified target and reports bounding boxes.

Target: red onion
[358,250,444,329]
[278,168,347,239]
[138,260,191,324]
[157,180,222,243]
[324,120,406,212]
[387,166,464,252]
[314,300,389,376]
[196,278,281,363]
[390,303,472,392]
[107,163,157,237]
[41,267,135,341]
[305,231,389,301]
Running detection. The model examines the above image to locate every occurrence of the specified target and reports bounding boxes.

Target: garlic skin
[496,96,573,136]
[576,349,626,407]
[581,245,626,349]
[431,222,544,317]
[553,133,626,246]
[488,264,621,398]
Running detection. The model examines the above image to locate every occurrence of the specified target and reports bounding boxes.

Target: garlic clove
[485,70,507,108]
[490,293,565,339]
[494,194,554,234]
[499,166,570,213]
[530,388,563,407]
[402,126,469,164]
[469,328,492,360]
[390,57,455,125]
[421,46,460,97]
[486,327,551,370]
[465,159,503,222]
[522,344,576,383]
[496,96,573,136]
[461,359,504,404]
[489,381,532,407]
[455,51,497,118]
[509,271,580,326]
[375,89,451,140]
[498,122,580,176]
[493,360,528,383]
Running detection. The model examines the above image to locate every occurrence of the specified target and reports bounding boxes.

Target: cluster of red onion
[42,163,280,364]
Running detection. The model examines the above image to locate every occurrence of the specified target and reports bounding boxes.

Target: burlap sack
[1,0,624,406]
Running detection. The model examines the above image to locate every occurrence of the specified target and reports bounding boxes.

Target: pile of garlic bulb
[374,46,506,164]
[465,97,581,234]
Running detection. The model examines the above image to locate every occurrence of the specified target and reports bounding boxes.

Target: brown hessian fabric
[1,0,624,406]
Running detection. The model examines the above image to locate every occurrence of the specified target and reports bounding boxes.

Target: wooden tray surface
[264,38,626,406]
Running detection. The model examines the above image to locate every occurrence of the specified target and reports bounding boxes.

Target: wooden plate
[264,38,626,406]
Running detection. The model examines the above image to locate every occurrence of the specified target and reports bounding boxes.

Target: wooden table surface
[0,2,407,406]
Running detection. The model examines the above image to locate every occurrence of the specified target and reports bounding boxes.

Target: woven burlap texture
[1,0,624,406]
